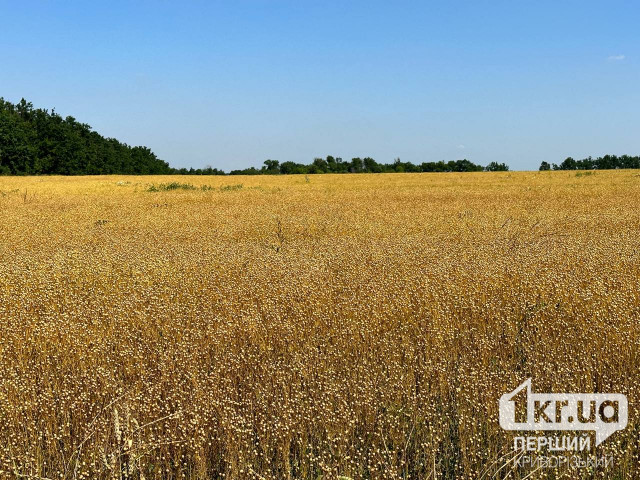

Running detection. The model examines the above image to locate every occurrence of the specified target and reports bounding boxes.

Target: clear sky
[1,1,638,171]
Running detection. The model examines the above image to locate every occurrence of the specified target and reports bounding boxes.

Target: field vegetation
[0,172,639,479]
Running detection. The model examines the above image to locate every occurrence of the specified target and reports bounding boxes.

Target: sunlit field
[1,171,639,479]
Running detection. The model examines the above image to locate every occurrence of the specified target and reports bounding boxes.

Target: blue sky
[1,1,638,171]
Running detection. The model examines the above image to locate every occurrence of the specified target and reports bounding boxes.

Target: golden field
[1,171,639,480]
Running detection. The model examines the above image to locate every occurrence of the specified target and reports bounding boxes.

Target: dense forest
[540,155,640,171]
[0,98,172,175]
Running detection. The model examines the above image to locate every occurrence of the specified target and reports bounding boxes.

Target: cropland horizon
[3,97,640,177]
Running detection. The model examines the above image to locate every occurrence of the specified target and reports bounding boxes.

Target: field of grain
[1,172,639,479]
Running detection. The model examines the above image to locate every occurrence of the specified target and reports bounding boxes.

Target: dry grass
[0,171,639,479]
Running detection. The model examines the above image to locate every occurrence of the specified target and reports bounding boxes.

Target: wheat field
[1,172,639,479]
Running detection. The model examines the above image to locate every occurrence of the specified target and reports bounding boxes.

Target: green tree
[262,159,280,174]
[485,161,509,171]
[559,157,577,170]
[350,157,363,173]
[363,157,381,173]
[311,157,328,173]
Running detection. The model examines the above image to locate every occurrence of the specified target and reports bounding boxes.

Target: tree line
[0,97,513,175]
[5,98,640,176]
[170,157,509,175]
[227,157,509,175]
[539,155,640,171]
[0,97,511,176]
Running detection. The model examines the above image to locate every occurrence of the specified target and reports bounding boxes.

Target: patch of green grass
[146,182,244,193]
[147,182,197,192]
[219,184,243,192]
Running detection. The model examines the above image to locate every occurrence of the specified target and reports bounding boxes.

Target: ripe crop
[0,171,639,479]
